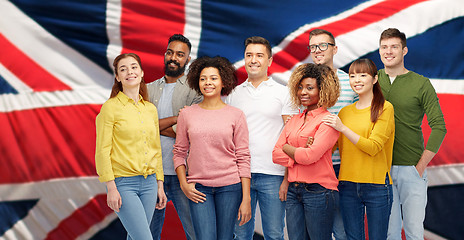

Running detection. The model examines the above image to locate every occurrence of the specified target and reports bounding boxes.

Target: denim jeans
[113,174,157,240]
[150,175,195,240]
[387,166,427,240]
[190,182,242,240]
[339,176,393,240]
[333,164,347,240]
[234,173,285,240]
[286,182,337,240]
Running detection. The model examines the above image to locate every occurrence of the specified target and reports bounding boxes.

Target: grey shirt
[147,75,202,174]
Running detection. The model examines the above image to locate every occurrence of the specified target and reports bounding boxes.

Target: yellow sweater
[95,92,163,182]
[338,101,395,184]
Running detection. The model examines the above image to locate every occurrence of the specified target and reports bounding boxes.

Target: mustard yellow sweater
[338,101,395,184]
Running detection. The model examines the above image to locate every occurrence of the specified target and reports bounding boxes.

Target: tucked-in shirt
[328,69,358,165]
[95,91,163,182]
[147,75,203,175]
[173,104,251,187]
[272,107,339,191]
[225,77,298,176]
[338,101,395,184]
[378,69,446,165]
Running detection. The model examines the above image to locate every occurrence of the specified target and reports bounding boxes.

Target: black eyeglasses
[308,43,335,53]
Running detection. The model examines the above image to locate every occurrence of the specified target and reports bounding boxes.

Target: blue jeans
[333,164,347,240]
[150,175,195,240]
[190,182,242,240]
[339,176,393,240]
[388,166,427,240]
[113,174,157,240]
[234,173,285,240]
[286,182,337,240]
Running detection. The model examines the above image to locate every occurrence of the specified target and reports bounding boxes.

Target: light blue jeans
[190,182,242,240]
[113,174,157,240]
[150,175,195,240]
[387,165,428,240]
[234,173,285,240]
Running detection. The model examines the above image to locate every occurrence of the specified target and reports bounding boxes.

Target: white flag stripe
[184,0,203,60]
[0,63,32,93]
[0,1,113,90]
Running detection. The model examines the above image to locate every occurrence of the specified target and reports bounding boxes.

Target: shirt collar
[302,107,326,117]
[242,77,275,88]
[162,74,187,85]
[116,91,146,106]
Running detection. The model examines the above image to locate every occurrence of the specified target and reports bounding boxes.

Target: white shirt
[225,77,298,176]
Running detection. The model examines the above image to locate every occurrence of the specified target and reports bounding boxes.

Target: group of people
[95,28,446,240]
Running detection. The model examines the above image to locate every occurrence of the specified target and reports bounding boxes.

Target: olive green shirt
[378,69,446,165]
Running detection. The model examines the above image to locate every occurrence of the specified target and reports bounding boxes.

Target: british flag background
[0,0,463,239]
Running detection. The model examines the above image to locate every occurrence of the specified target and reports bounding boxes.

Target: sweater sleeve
[294,123,339,165]
[421,80,447,153]
[356,103,395,156]
[234,111,251,178]
[173,110,189,170]
[272,120,295,167]
[95,102,116,182]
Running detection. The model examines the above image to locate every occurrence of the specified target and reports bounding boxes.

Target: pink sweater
[272,107,339,191]
[173,104,251,187]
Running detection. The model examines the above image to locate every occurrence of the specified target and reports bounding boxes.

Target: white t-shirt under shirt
[225,77,298,176]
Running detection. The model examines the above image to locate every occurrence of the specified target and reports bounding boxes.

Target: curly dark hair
[288,63,340,109]
[187,56,237,96]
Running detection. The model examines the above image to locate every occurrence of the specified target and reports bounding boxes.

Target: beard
[164,60,186,77]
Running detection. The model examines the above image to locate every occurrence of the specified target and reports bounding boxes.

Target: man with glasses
[308,28,358,240]
[147,34,202,240]
[377,28,446,240]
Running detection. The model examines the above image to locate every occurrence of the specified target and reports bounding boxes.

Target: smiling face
[199,67,223,98]
[297,77,320,110]
[309,34,337,68]
[379,37,407,69]
[164,41,191,77]
[349,72,377,96]
[244,44,272,81]
[115,56,144,91]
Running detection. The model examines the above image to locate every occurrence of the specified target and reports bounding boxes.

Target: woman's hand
[106,180,122,212]
[180,182,206,203]
[237,199,251,226]
[322,114,345,132]
[156,180,167,210]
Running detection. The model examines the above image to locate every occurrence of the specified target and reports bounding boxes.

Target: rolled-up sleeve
[273,122,295,168]
[95,103,115,182]
[294,124,339,165]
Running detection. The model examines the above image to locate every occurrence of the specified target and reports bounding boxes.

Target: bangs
[348,59,377,77]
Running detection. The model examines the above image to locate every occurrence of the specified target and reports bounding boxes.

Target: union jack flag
[0,0,463,239]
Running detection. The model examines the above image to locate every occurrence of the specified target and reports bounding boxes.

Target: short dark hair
[309,29,336,45]
[187,56,237,96]
[244,36,272,58]
[380,28,407,48]
[168,34,192,53]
